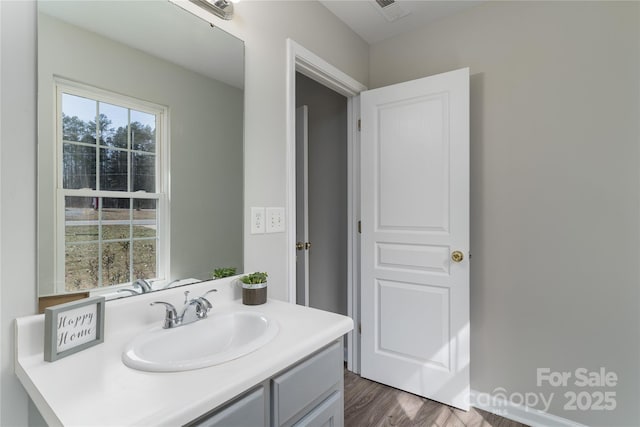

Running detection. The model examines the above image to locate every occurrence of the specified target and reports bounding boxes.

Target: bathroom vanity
[189,340,343,426]
[15,277,353,426]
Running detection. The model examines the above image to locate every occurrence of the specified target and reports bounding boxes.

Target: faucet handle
[194,298,212,319]
[198,296,213,310]
[189,290,216,319]
[150,301,179,329]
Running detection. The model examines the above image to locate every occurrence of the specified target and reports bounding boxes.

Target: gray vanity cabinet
[272,341,343,426]
[188,386,268,427]
[185,340,344,427]
[292,391,341,427]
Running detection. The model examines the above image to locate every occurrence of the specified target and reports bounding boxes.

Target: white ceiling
[320,0,481,44]
[39,1,244,89]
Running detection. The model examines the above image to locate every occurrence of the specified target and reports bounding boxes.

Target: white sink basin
[122,311,279,372]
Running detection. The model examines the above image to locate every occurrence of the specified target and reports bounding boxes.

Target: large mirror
[37,1,244,302]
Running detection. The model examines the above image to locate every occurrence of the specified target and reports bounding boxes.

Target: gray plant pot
[242,282,267,305]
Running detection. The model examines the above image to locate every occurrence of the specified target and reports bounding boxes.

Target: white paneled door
[360,68,470,410]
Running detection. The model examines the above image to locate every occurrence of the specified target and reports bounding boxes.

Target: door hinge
[357,119,361,131]
[358,322,362,334]
[357,220,361,234]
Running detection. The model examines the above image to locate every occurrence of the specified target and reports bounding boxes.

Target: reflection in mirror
[37,1,244,303]
[58,82,166,292]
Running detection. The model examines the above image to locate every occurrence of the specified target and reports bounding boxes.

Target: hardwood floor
[344,370,529,427]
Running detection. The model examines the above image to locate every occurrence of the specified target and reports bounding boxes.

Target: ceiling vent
[372,0,410,22]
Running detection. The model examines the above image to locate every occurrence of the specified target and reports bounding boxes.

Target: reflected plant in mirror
[37,0,244,305]
[212,267,237,279]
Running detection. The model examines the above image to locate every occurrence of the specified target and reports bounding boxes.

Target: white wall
[370,2,639,425]
[180,0,369,301]
[0,0,368,424]
[0,1,38,425]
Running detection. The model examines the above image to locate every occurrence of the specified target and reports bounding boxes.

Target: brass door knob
[451,251,464,263]
[296,242,304,251]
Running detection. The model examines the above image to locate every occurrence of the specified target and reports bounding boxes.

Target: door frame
[295,105,310,307]
[285,39,367,372]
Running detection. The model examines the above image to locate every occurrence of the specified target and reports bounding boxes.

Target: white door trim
[285,39,367,372]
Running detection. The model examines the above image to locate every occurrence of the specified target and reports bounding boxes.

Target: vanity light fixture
[189,0,236,20]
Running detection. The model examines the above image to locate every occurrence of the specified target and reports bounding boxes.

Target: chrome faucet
[150,289,218,329]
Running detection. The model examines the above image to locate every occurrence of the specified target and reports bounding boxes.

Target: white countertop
[15,277,353,426]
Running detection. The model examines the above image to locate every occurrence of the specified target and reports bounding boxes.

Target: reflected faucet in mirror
[134,279,153,293]
[117,279,153,296]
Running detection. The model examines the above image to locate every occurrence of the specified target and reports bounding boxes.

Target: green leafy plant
[240,272,268,284]
[212,267,237,279]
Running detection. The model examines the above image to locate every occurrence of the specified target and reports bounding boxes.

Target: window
[56,80,168,293]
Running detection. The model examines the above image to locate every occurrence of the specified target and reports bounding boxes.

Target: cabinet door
[293,392,342,427]
[190,386,266,427]
[272,341,342,426]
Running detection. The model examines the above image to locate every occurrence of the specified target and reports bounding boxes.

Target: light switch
[266,207,285,233]
[251,207,265,234]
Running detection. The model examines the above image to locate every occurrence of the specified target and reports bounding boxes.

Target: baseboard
[470,389,588,427]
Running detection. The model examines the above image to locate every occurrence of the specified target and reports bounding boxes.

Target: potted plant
[212,267,237,279]
[239,272,268,305]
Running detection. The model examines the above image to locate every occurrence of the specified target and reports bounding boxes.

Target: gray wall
[37,13,244,295]
[370,2,640,425]
[296,73,348,316]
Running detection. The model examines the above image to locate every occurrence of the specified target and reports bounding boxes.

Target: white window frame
[54,78,170,294]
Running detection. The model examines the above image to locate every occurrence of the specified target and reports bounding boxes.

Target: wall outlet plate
[251,207,265,234]
[266,207,285,233]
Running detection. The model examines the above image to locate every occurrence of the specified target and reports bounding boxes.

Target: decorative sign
[44,296,105,362]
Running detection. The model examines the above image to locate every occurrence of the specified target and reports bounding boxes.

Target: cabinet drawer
[272,341,342,426]
[187,386,266,427]
[293,391,342,427]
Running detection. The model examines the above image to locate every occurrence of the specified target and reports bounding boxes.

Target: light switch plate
[251,207,265,234]
[266,207,285,233]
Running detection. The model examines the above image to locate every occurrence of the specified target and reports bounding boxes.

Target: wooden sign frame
[44,296,105,362]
